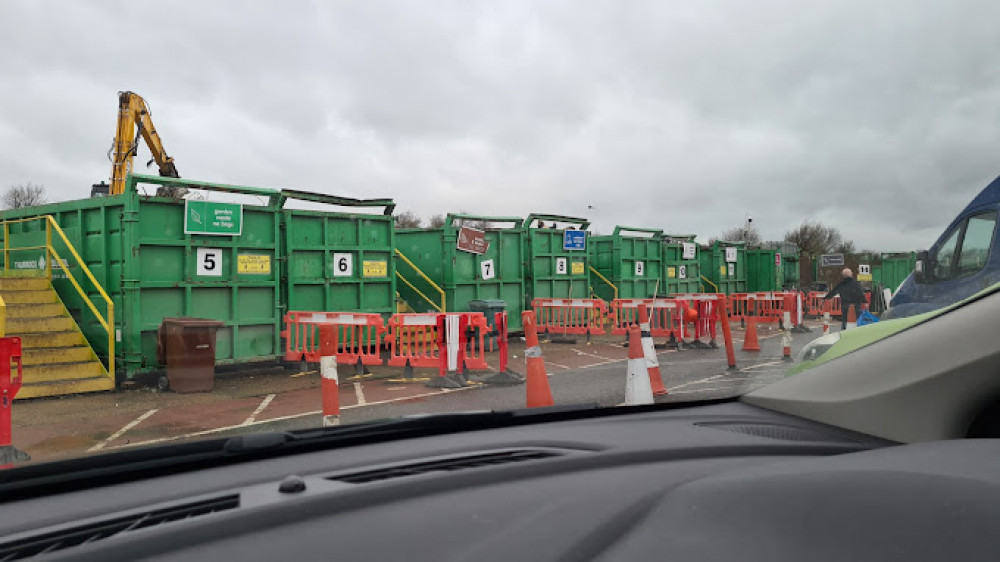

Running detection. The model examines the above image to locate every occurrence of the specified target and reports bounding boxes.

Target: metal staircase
[0,276,113,398]
[0,214,116,399]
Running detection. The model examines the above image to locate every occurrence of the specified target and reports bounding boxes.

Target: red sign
[456,226,489,255]
[776,253,781,266]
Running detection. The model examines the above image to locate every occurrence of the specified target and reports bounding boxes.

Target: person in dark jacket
[824,268,867,329]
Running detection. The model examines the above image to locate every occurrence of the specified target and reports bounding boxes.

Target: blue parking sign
[563,230,586,251]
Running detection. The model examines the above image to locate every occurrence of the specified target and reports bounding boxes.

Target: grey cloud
[2,0,1000,251]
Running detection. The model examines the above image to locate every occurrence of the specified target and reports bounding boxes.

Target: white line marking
[740,361,786,371]
[353,382,367,406]
[546,361,572,369]
[88,409,158,451]
[668,373,726,391]
[242,394,275,426]
[571,348,616,361]
[109,386,478,450]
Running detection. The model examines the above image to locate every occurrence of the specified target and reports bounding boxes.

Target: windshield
[0,0,995,469]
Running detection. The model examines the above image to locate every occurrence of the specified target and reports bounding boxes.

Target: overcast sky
[2,1,999,250]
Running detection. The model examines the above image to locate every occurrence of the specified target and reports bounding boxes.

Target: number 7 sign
[481,259,495,280]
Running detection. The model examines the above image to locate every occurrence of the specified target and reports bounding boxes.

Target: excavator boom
[108,92,179,195]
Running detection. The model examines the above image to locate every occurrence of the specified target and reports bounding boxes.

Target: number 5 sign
[333,253,353,277]
[196,248,223,277]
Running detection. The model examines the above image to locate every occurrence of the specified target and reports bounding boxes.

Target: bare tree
[719,224,762,247]
[3,182,46,209]
[394,210,423,229]
[784,221,849,259]
[427,215,446,229]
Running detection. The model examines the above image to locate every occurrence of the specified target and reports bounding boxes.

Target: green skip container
[0,173,396,382]
[395,214,526,331]
[699,240,747,294]
[523,214,590,306]
[662,235,702,295]
[589,227,666,301]
[746,249,784,292]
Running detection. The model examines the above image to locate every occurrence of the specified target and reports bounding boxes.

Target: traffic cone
[742,317,761,351]
[319,325,340,427]
[782,331,793,362]
[522,311,554,408]
[637,304,668,396]
[625,324,654,405]
[846,304,858,329]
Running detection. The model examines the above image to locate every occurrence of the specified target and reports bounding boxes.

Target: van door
[923,210,998,308]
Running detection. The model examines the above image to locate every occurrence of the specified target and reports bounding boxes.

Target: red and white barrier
[531,298,608,342]
[282,311,386,373]
[318,324,340,427]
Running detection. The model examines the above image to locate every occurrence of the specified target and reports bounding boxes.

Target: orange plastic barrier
[609,298,681,337]
[387,313,444,369]
[671,294,722,346]
[282,311,386,365]
[388,312,493,373]
[531,298,609,336]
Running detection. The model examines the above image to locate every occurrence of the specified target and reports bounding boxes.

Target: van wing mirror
[915,250,929,283]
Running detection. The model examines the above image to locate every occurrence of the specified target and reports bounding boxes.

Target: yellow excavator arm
[109,91,179,195]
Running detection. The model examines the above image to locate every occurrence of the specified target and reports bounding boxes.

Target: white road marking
[88,409,159,451]
[739,361,786,371]
[668,373,726,391]
[353,382,367,406]
[242,394,275,426]
[571,348,616,361]
[110,386,478,450]
[546,361,572,369]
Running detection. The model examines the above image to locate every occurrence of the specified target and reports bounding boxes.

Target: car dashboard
[2,401,999,561]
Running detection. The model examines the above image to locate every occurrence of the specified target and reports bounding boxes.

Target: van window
[956,212,997,278]
[934,226,961,280]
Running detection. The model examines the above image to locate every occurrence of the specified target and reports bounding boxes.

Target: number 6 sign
[333,253,353,277]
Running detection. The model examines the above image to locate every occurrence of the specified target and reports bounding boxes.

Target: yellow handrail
[589,266,618,301]
[0,215,114,378]
[700,275,719,293]
[394,249,446,312]
[395,273,443,313]
[0,294,6,337]
[45,216,115,378]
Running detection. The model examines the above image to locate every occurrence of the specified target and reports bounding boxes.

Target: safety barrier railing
[0,294,5,337]
[435,312,490,373]
[281,311,387,366]
[672,293,721,346]
[531,298,608,336]
[386,313,444,369]
[700,275,719,293]
[0,215,114,377]
[394,248,446,313]
[609,298,680,337]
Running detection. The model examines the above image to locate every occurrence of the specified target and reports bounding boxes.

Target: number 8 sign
[333,253,353,277]
[555,257,567,275]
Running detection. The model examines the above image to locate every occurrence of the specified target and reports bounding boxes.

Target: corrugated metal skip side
[0,173,396,381]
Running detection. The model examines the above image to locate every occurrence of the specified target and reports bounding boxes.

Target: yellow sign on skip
[667,266,676,278]
[720,265,726,277]
[363,260,388,277]
[237,254,271,274]
[571,262,585,275]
